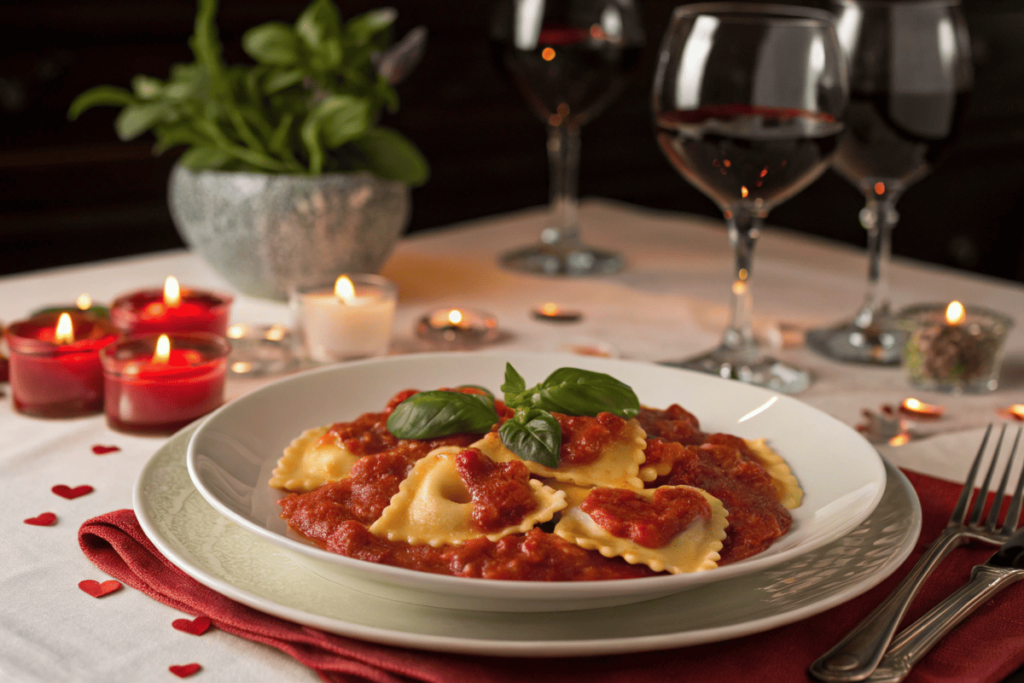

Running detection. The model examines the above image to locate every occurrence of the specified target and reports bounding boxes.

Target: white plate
[138,425,919,657]
[186,352,887,611]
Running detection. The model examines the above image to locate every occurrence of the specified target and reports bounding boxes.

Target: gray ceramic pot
[168,164,410,301]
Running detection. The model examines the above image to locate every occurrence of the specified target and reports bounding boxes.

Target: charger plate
[136,424,920,657]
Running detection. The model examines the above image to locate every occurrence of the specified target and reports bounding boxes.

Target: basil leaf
[456,385,494,398]
[348,127,429,186]
[386,390,499,439]
[243,22,302,66]
[531,367,640,419]
[499,408,561,468]
[500,362,528,407]
[67,85,137,120]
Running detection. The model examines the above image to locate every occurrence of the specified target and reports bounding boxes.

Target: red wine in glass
[490,0,645,276]
[494,26,642,127]
[655,105,843,210]
[832,91,970,190]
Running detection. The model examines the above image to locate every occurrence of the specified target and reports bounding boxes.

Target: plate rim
[185,350,888,602]
[137,424,920,657]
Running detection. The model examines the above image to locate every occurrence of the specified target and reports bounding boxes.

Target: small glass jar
[897,303,1013,393]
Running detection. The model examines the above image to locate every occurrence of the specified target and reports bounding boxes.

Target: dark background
[2,0,1023,281]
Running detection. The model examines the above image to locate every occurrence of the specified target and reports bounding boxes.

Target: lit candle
[100,332,229,434]
[5,311,118,417]
[899,397,945,418]
[899,301,1013,393]
[110,276,233,336]
[290,274,397,363]
[416,307,499,347]
[532,302,583,322]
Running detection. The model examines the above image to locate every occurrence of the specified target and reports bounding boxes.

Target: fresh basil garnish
[386,390,498,439]
[529,367,640,419]
[500,362,528,404]
[498,408,561,468]
[385,363,640,468]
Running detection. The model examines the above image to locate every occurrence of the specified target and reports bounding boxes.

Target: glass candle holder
[290,274,397,363]
[5,312,118,417]
[110,281,233,336]
[898,302,1013,393]
[416,307,500,348]
[100,332,230,434]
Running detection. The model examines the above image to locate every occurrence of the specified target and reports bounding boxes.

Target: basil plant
[68,0,429,185]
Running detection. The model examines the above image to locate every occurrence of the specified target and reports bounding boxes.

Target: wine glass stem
[721,209,763,361]
[543,123,582,248]
[854,195,899,330]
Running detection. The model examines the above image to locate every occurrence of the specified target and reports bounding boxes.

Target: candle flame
[152,334,171,364]
[900,397,944,417]
[75,293,92,310]
[888,433,911,447]
[1007,405,1024,421]
[945,301,965,325]
[54,313,75,344]
[448,309,464,325]
[334,275,357,304]
[539,303,561,317]
[226,323,248,339]
[164,276,182,308]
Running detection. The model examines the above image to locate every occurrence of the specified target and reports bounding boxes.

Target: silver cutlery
[864,524,1024,682]
[810,424,1024,682]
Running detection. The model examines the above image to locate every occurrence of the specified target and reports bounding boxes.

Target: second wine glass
[652,3,848,393]
[490,0,644,276]
[806,0,973,364]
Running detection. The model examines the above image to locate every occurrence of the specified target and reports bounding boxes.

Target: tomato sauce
[455,448,537,532]
[581,486,711,548]
[279,390,793,580]
[554,411,627,465]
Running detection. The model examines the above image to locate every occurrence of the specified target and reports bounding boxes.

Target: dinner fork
[809,424,1024,682]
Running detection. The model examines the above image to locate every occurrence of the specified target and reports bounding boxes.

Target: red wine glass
[652,3,847,393]
[806,0,973,364]
[490,0,644,276]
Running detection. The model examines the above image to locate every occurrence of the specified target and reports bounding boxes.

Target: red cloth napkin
[79,470,1024,683]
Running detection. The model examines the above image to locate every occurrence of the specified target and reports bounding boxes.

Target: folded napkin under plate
[80,429,1024,683]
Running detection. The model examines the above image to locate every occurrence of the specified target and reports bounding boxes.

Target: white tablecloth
[2,200,1023,682]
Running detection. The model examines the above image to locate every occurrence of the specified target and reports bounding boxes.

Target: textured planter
[168,165,410,301]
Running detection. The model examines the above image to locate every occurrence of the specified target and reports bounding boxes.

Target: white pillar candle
[291,274,397,363]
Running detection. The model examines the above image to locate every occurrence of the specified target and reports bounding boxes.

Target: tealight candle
[290,274,397,363]
[110,276,233,336]
[100,332,229,434]
[225,323,297,377]
[31,293,110,319]
[5,312,118,417]
[899,397,945,418]
[532,302,583,323]
[416,307,499,348]
[898,301,1013,393]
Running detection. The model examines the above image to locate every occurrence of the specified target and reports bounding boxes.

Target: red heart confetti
[24,512,57,526]
[52,484,94,499]
[91,444,121,455]
[78,579,122,598]
[172,616,212,636]
[169,664,202,678]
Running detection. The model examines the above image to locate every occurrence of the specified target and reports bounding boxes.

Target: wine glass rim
[670,3,837,25]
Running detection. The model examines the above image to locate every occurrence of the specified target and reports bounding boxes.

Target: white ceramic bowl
[187,351,886,612]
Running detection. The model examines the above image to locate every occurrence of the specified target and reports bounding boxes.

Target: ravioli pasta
[272,386,803,581]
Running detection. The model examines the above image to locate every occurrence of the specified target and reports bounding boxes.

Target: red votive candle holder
[110,277,233,336]
[5,312,118,417]
[100,332,230,435]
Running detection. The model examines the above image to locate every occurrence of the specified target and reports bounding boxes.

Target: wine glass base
[806,321,905,365]
[660,350,811,394]
[500,243,624,276]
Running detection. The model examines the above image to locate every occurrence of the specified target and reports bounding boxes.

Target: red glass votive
[5,312,118,417]
[110,287,233,336]
[100,332,230,435]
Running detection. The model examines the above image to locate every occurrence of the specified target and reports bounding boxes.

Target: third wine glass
[806,0,973,363]
[652,3,848,393]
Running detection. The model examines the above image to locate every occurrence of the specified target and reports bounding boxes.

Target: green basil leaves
[386,390,498,439]
[386,363,640,468]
